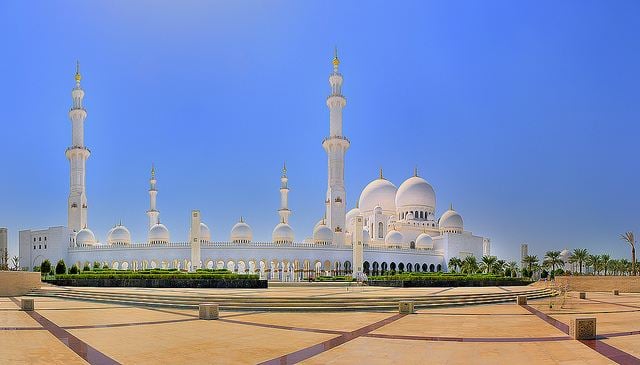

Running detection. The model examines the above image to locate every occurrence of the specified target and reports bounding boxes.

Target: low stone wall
[46,277,268,289]
[0,271,41,296]
[555,276,640,292]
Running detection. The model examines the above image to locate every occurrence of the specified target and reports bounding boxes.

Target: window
[39,245,41,249]
[33,245,36,250]
[38,237,41,242]
[44,237,47,241]
[378,222,384,239]
[33,238,36,242]
[44,245,47,249]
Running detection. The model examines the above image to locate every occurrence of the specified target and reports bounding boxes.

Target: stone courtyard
[1,286,639,364]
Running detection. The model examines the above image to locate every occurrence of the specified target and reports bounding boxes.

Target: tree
[522,255,538,273]
[507,261,519,277]
[83,263,91,272]
[601,254,611,276]
[55,260,66,275]
[619,259,631,276]
[494,260,506,275]
[40,260,51,276]
[587,255,602,275]
[570,248,589,274]
[448,257,462,272]
[480,256,497,274]
[620,232,637,275]
[461,256,479,274]
[69,265,79,274]
[544,251,564,272]
[93,261,101,269]
[0,248,8,271]
[11,256,19,271]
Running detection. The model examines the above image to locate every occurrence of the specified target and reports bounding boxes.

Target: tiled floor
[1,290,639,364]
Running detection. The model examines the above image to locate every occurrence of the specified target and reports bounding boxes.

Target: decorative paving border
[8,297,121,365]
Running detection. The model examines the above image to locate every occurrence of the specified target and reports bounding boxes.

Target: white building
[19,53,488,278]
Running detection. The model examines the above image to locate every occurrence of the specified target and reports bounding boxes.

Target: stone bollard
[569,317,596,340]
[198,303,219,320]
[21,298,34,311]
[516,296,527,305]
[399,300,415,314]
[579,292,586,299]
[613,290,619,296]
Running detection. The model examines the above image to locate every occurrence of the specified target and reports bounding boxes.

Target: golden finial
[151,164,156,179]
[379,168,384,179]
[414,166,418,177]
[75,60,82,82]
[240,216,244,223]
[332,46,340,67]
[450,203,454,211]
[282,161,287,174]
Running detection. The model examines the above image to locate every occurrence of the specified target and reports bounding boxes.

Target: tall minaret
[146,165,159,228]
[322,48,349,246]
[278,162,291,223]
[66,61,90,232]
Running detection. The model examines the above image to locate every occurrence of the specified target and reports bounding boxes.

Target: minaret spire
[66,61,90,232]
[278,163,291,223]
[323,48,349,246]
[147,164,160,228]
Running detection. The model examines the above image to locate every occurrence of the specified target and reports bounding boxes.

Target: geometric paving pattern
[1,289,640,364]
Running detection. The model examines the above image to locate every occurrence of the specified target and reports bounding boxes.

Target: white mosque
[19,54,490,279]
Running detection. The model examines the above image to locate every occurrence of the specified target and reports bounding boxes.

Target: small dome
[346,207,361,226]
[272,222,294,244]
[200,222,211,243]
[107,224,131,245]
[148,223,170,244]
[439,207,463,233]
[75,228,96,246]
[415,232,433,249]
[230,219,253,243]
[313,223,333,244]
[385,229,404,246]
[395,175,436,209]
[359,178,397,213]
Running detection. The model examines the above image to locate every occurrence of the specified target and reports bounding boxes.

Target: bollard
[612,290,619,296]
[21,298,34,311]
[198,303,219,320]
[399,300,415,314]
[579,292,586,299]
[569,317,596,340]
[516,296,527,305]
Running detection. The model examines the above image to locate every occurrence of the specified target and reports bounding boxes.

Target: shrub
[93,261,101,269]
[55,260,67,275]
[83,263,91,272]
[541,270,549,279]
[102,264,109,269]
[40,260,51,276]
[69,265,79,274]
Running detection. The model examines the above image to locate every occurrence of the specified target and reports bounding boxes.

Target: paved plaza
[1,287,639,364]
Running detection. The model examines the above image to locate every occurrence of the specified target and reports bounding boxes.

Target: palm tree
[619,259,631,276]
[570,248,589,274]
[587,255,602,275]
[601,254,611,276]
[507,261,519,277]
[461,256,479,274]
[481,255,497,274]
[495,259,506,275]
[10,256,19,271]
[620,232,637,275]
[544,251,564,273]
[448,257,462,273]
[522,255,539,273]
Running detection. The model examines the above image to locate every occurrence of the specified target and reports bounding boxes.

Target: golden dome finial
[379,167,384,179]
[74,60,82,82]
[414,166,418,177]
[332,46,340,67]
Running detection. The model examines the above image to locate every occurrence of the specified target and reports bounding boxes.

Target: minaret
[278,162,291,223]
[146,165,159,229]
[323,48,349,246]
[66,61,90,232]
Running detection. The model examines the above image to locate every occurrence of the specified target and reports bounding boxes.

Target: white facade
[18,54,489,277]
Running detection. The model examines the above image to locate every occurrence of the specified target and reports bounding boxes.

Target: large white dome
[148,223,170,244]
[230,219,253,243]
[75,228,96,246]
[385,229,404,246]
[272,222,294,244]
[313,223,333,245]
[439,207,463,233]
[199,222,211,243]
[415,232,433,249]
[395,175,436,209]
[359,178,397,213]
[107,224,131,245]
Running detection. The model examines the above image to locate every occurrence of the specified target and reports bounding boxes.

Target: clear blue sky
[0,1,638,262]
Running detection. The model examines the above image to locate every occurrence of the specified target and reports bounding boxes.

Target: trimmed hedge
[46,277,267,288]
[368,273,531,287]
